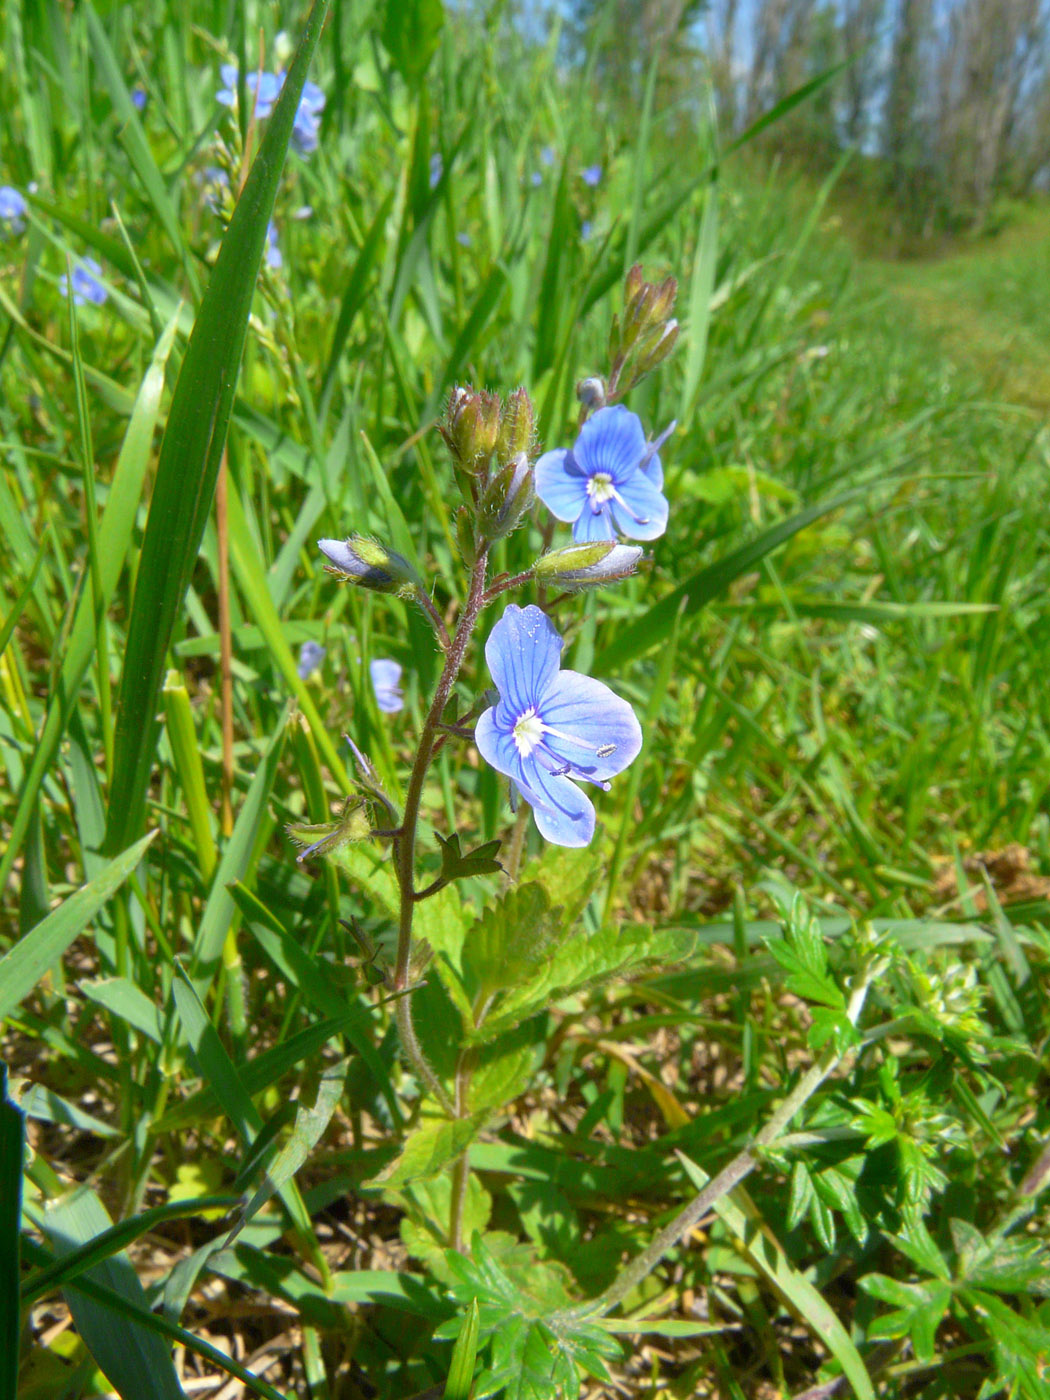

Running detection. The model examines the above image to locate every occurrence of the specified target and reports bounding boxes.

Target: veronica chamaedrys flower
[541,145,555,166]
[429,153,443,189]
[292,80,325,154]
[216,64,281,119]
[581,163,602,186]
[131,86,148,112]
[265,221,282,270]
[297,640,326,679]
[476,604,641,847]
[0,186,27,235]
[535,405,669,543]
[370,658,404,714]
[60,257,107,307]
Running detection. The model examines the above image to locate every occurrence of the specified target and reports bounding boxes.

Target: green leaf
[0,832,157,1025]
[104,0,331,854]
[859,1274,953,1364]
[444,1298,481,1400]
[366,1115,485,1189]
[680,1154,876,1400]
[437,831,504,886]
[0,311,178,893]
[381,0,444,87]
[43,1188,185,1400]
[0,1067,23,1400]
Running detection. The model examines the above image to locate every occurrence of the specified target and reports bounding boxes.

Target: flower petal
[539,671,642,781]
[477,710,596,846]
[535,449,586,523]
[640,419,676,488]
[571,505,617,543]
[575,406,647,484]
[610,472,668,541]
[484,604,563,716]
[521,764,596,847]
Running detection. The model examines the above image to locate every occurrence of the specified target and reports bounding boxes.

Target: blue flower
[580,219,592,242]
[581,163,602,187]
[535,405,670,543]
[429,152,443,189]
[265,221,282,270]
[131,85,148,112]
[60,257,107,307]
[198,165,230,213]
[456,230,471,247]
[370,658,404,714]
[541,145,555,167]
[292,79,325,154]
[0,186,27,235]
[217,64,281,119]
[297,640,326,679]
[476,605,641,847]
[530,170,543,187]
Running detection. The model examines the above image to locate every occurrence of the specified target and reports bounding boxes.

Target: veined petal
[575,405,647,484]
[484,604,563,716]
[609,471,668,541]
[535,449,587,523]
[539,671,642,780]
[571,505,616,543]
[475,707,519,780]
[518,762,596,847]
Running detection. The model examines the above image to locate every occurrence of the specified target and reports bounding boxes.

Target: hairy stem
[572,967,875,1319]
[391,551,489,1114]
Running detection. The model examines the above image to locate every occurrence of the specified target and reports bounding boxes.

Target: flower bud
[317,535,419,594]
[495,387,535,467]
[634,319,679,378]
[441,385,501,472]
[576,376,606,410]
[274,30,294,68]
[650,276,677,323]
[532,541,642,591]
[622,283,656,349]
[478,452,534,541]
[624,263,645,306]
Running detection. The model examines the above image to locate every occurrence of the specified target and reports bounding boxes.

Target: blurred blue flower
[0,186,27,235]
[292,79,325,154]
[456,231,472,247]
[541,145,555,166]
[476,604,641,847]
[429,152,443,189]
[370,658,404,714]
[530,170,543,187]
[265,221,282,270]
[131,85,148,112]
[198,165,230,213]
[580,219,592,242]
[297,641,326,679]
[216,64,281,119]
[60,257,107,307]
[581,163,602,187]
[535,405,669,543]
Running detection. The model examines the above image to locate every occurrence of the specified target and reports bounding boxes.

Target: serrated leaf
[786,1160,814,1233]
[367,1115,485,1189]
[437,832,504,886]
[860,1274,952,1364]
[469,1020,543,1113]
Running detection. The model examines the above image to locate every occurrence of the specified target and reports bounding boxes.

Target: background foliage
[2,1,1049,1397]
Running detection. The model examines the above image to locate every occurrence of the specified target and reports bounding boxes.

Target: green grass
[2,4,1049,1398]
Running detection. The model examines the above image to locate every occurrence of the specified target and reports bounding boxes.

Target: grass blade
[104,0,331,855]
[0,1067,23,1400]
[0,831,157,1025]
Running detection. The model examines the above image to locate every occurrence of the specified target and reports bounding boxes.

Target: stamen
[610,486,650,525]
[596,743,616,758]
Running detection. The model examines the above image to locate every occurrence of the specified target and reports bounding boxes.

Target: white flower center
[512,707,546,758]
[586,472,615,505]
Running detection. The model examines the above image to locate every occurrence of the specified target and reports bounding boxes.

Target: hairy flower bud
[495,387,535,467]
[576,376,606,410]
[317,535,419,594]
[441,385,501,474]
[532,541,642,591]
[479,452,534,541]
[634,319,679,378]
